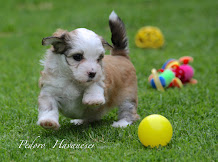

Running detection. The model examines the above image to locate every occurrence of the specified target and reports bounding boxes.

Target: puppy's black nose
[88,72,96,78]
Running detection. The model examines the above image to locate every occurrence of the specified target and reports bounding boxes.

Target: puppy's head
[42,28,112,83]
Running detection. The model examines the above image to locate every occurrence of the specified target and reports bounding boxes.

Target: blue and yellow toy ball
[138,114,173,148]
[135,26,164,48]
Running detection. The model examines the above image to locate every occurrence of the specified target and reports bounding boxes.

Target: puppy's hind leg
[70,119,84,125]
[38,92,60,130]
[112,100,140,128]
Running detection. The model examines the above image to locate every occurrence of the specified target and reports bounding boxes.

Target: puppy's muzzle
[88,72,96,79]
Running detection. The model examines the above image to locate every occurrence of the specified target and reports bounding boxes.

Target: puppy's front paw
[82,95,105,106]
[39,119,60,130]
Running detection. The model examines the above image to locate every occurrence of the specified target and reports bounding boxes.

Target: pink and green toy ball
[148,56,197,91]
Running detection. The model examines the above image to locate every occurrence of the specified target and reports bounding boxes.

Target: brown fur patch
[52,29,68,37]
[111,50,130,59]
[103,55,137,110]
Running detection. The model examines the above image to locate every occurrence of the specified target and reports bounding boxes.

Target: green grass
[0,0,217,161]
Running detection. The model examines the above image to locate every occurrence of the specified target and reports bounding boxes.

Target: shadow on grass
[39,119,113,141]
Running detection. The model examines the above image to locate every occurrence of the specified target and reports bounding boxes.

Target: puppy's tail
[109,11,129,57]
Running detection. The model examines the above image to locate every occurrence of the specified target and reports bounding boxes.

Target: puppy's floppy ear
[42,29,71,54]
[99,36,113,50]
[42,36,63,46]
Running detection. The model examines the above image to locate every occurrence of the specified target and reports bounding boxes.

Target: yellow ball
[138,114,173,148]
[135,26,164,48]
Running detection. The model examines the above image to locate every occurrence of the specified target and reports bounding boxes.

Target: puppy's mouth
[87,78,93,82]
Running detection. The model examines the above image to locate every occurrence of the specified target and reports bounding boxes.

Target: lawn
[0,0,217,161]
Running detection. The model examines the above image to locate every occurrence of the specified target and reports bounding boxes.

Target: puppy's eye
[72,54,84,61]
[97,54,104,62]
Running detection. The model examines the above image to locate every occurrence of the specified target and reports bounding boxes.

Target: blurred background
[0,0,216,104]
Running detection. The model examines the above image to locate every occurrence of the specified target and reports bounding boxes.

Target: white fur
[82,82,105,105]
[37,110,59,125]
[112,119,132,128]
[109,11,118,21]
[70,119,84,125]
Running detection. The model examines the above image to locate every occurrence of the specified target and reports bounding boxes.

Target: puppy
[38,11,139,130]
